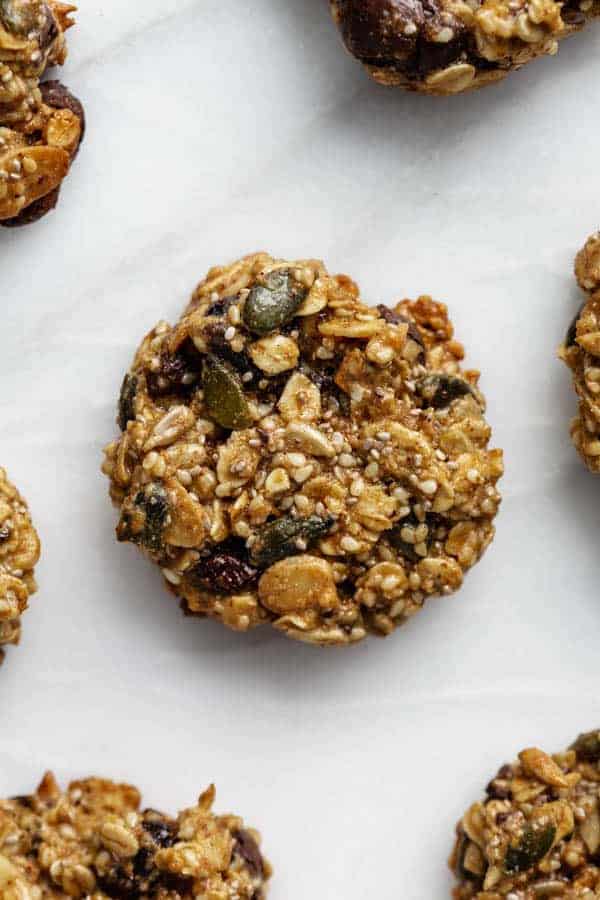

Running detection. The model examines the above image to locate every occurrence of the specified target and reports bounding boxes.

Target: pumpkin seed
[571,729,600,762]
[117,483,169,553]
[0,0,38,34]
[504,824,556,874]
[202,355,252,430]
[243,269,307,335]
[250,514,334,568]
[118,374,138,431]
[416,374,475,410]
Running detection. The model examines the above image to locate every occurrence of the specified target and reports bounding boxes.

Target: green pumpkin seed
[571,729,600,762]
[118,374,138,431]
[0,0,38,34]
[251,514,334,568]
[243,270,307,336]
[117,483,169,553]
[202,355,253,430]
[504,824,556,874]
[416,374,475,410]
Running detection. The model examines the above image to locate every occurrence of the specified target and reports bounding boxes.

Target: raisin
[233,829,264,878]
[142,818,176,848]
[187,550,258,593]
[146,338,201,398]
[416,374,475,410]
[206,295,237,317]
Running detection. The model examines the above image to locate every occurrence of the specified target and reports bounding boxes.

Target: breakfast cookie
[450,732,600,898]
[0,772,271,899]
[0,0,84,227]
[0,467,40,666]
[559,232,600,473]
[329,0,599,95]
[102,253,503,646]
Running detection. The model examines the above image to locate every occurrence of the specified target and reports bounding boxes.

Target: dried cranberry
[146,338,201,398]
[233,829,264,878]
[187,551,258,593]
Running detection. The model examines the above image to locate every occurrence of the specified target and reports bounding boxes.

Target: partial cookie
[0,467,40,666]
[0,1,84,227]
[559,233,600,473]
[103,253,503,646]
[0,772,271,899]
[450,733,600,898]
[329,0,599,95]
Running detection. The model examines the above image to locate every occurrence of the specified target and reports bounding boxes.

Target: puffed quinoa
[102,252,503,647]
[0,467,40,667]
[330,0,599,95]
[0,772,271,899]
[0,0,84,226]
[559,233,600,473]
[450,731,600,898]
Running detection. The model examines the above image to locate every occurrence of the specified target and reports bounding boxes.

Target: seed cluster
[0,0,84,225]
[451,732,600,899]
[103,252,503,646]
[330,0,599,95]
[0,772,271,899]
[0,466,40,666]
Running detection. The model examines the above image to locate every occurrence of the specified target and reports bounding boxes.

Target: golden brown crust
[559,233,600,473]
[102,253,503,646]
[0,466,40,666]
[451,734,600,898]
[330,0,599,95]
[0,773,271,898]
[0,1,82,224]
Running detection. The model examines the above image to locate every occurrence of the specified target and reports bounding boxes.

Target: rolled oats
[0,1,84,227]
[559,233,600,473]
[0,772,271,899]
[102,252,503,647]
[450,732,600,899]
[0,467,40,667]
[329,0,598,95]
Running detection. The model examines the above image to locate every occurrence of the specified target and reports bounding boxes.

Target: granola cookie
[558,233,600,473]
[0,467,40,666]
[329,0,599,95]
[0,1,84,227]
[0,772,271,899]
[450,733,600,899]
[102,253,503,646]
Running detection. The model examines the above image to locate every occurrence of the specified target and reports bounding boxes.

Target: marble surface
[2,2,600,897]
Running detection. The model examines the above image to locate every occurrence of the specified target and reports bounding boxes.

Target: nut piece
[258,554,338,614]
[0,4,84,226]
[0,468,40,668]
[450,734,600,899]
[103,252,502,646]
[0,773,271,899]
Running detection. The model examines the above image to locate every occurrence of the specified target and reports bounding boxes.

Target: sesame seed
[224,326,236,341]
[376,431,390,442]
[420,479,438,495]
[340,535,361,553]
[467,468,479,483]
[242,371,253,383]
